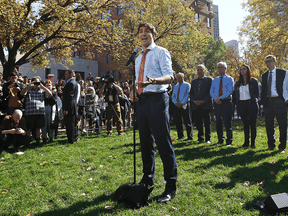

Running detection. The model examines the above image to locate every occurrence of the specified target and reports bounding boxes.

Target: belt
[139,91,165,99]
[239,100,251,103]
[268,96,281,100]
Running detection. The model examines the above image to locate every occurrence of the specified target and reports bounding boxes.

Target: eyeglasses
[265,60,274,63]
[217,66,225,69]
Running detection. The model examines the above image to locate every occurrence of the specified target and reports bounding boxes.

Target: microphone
[126,48,141,66]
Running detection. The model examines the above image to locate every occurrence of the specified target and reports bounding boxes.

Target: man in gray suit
[190,64,213,144]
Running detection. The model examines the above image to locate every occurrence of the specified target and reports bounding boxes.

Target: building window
[195,0,198,6]
[117,2,125,15]
[107,54,110,63]
[45,68,51,79]
[207,17,211,28]
[195,13,199,22]
[79,51,84,58]
[207,2,210,11]
[119,71,122,80]
[112,70,116,79]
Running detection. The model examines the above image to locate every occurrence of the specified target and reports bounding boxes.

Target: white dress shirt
[135,42,173,93]
[239,84,251,100]
[268,67,279,97]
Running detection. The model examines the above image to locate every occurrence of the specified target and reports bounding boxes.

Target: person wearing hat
[2,66,25,115]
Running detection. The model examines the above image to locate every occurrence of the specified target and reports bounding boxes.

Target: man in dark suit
[63,70,78,144]
[190,64,213,144]
[261,55,287,153]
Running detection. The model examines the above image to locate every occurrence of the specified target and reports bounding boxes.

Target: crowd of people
[0,68,135,151]
[0,22,287,204]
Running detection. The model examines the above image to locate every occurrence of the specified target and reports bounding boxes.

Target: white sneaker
[206,141,211,144]
[82,129,87,133]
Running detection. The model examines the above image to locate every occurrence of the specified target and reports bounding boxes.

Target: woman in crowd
[233,64,259,149]
[85,87,99,130]
[42,80,56,144]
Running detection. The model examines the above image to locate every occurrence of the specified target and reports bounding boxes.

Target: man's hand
[14,128,25,135]
[137,75,154,88]
[214,98,222,105]
[176,102,183,108]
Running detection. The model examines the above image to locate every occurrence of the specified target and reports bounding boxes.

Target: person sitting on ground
[0,109,31,152]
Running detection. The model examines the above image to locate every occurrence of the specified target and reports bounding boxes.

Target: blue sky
[213,0,249,43]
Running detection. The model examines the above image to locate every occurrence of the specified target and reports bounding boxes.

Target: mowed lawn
[1,118,288,216]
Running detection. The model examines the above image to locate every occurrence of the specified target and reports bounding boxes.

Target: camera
[14,82,18,87]
[100,75,114,84]
[34,82,40,85]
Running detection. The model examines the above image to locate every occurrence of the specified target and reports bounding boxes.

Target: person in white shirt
[135,22,177,203]
[261,55,287,153]
[233,64,259,149]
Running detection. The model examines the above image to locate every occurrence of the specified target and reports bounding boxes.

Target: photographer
[99,76,124,136]
[21,77,52,146]
[2,69,25,115]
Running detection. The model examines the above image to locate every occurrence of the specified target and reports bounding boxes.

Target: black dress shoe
[177,137,185,140]
[184,137,193,141]
[157,192,175,203]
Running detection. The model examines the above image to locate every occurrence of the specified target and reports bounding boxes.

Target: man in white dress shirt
[135,22,177,203]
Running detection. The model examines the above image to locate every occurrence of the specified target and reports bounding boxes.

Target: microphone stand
[131,59,137,184]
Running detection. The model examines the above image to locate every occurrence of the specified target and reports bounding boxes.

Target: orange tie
[177,82,181,102]
[219,76,223,97]
[137,49,150,95]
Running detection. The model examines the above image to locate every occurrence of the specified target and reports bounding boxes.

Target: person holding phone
[0,109,31,152]
[21,77,52,146]
[2,67,25,115]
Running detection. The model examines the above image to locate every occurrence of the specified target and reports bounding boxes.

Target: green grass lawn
[1,118,288,215]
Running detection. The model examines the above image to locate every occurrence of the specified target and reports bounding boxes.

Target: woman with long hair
[233,64,259,149]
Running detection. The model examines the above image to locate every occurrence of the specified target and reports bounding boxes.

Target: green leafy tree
[109,0,209,79]
[239,0,288,79]
[0,0,123,79]
[200,37,227,76]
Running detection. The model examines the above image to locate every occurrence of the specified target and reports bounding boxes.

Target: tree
[200,37,227,76]
[108,0,209,79]
[0,0,124,79]
[239,0,288,79]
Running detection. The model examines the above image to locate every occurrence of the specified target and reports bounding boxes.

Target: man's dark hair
[66,70,75,76]
[138,22,157,37]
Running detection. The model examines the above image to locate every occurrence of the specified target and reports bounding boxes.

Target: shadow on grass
[37,193,129,216]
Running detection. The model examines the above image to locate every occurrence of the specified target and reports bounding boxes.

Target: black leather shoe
[157,192,175,203]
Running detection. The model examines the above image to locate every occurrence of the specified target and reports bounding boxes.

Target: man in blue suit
[261,55,287,153]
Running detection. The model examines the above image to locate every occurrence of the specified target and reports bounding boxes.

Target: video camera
[100,74,114,85]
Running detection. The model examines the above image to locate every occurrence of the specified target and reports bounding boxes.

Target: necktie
[218,76,223,97]
[137,49,150,95]
[267,71,272,97]
[177,82,182,102]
